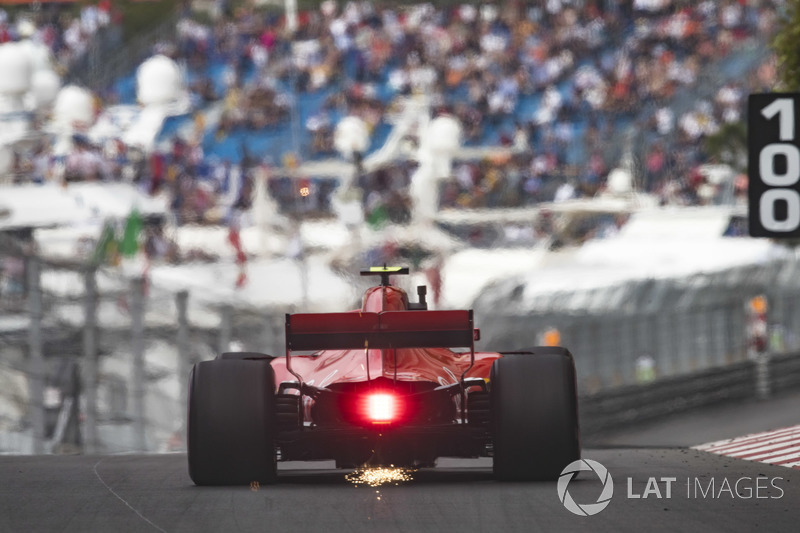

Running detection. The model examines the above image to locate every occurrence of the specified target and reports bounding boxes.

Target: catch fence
[2,244,799,454]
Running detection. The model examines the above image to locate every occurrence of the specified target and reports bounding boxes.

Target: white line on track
[93,459,168,533]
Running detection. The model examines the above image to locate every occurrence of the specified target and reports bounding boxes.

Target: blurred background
[1,0,799,455]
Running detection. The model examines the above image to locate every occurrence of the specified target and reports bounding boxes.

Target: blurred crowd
[150,0,774,223]
[0,1,121,74]
[2,0,779,239]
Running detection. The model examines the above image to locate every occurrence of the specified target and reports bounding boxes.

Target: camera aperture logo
[557,459,614,516]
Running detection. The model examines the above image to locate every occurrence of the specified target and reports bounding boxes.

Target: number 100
[759,98,800,232]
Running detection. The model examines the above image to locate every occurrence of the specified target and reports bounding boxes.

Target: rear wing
[284,309,478,423]
[285,310,474,351]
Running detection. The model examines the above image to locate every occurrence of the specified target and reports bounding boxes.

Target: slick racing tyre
[188,358,277,485]
[491,347,580,481]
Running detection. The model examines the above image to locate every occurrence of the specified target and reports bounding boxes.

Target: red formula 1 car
[187,267,580,485]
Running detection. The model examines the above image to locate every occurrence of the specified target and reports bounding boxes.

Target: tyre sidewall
[188,359,276,485]
[491,348,580,481]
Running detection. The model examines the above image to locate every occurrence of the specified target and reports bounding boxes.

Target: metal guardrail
[580,352,800,438]
[771,352,800,394]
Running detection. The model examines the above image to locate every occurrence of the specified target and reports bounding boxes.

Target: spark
[345,466,416,487]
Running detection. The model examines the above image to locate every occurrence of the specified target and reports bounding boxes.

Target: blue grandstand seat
[113,73,138,104]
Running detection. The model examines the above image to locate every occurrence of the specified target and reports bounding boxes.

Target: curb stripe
[693,425,800,470]
[697,427,800,452]
[737,444,800,460]
[705,433,800,455]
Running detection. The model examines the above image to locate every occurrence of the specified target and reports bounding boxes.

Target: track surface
[2,392,799,533]
[1,451,797,532]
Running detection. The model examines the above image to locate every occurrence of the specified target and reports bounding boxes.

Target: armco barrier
[579,352,800,437]
[771,352,800,394]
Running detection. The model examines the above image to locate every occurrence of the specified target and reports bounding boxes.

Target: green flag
[92,221,118,265]
[366,205,389,230]
[119,209,143,257]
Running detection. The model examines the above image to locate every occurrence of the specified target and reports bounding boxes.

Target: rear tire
[187,359,277,485]
[491,347,580,481]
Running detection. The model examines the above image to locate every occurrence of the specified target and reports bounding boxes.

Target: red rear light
[366,393,397,424]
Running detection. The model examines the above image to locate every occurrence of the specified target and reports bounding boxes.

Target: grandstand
[100,1,773,186]
[0,1,775,215]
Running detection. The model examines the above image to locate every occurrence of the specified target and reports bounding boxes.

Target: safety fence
[0,246,287,455]
[474,258,800,392]
[2,247,800,454]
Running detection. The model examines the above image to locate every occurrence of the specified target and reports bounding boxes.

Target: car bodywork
[188,266,580,484]
[271,267,498,466]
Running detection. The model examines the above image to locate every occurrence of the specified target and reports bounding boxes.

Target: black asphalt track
[2,391,799,532]
[1,450,797,532]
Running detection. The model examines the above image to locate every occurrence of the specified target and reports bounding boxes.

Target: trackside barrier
[579,352,800,437]
[771,352,800,393]
[3,247,800,453]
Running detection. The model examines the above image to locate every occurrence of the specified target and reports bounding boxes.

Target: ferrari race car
[187,267,580,485]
